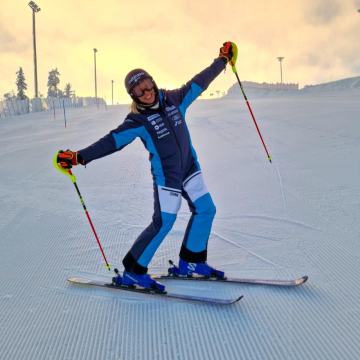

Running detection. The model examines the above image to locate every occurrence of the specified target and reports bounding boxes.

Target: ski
[153,274,309,287]
[68,277,243,305]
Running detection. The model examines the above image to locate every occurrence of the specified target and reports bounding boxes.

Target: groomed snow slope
[0,90,359,360]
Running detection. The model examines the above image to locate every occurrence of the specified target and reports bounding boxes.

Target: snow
[0,85,359,359]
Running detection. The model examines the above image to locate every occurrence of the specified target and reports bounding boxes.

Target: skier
[57,42,237,292]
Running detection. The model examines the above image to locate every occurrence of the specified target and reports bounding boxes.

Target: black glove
[219,41,237,66]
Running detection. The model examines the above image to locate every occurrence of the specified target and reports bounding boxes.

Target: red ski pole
[231,62,273,163]
[53,153,111,271]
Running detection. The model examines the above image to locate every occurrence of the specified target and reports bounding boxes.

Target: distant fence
[226,81,300,99]
[0,96,106,119]
[240,81,299,90]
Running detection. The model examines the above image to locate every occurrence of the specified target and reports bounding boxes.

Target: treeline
[3,67,75,100]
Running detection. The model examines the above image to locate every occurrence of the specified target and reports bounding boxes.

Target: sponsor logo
[151,118,164,126]
[147,114,161,121]
[147,114,169,139]
[129,72,145,86]
[154,123,165,131]
[158,132,170,139]
[165,107,183,127]
[157,128,168,134]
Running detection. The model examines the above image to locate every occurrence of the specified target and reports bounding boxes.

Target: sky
[1,0,359,103]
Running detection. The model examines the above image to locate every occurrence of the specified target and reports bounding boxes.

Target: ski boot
[112,268,123,286]
[121,271,166,293]
[168,259,225,279]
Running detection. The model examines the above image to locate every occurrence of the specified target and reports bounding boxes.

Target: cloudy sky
[1,0,359,103]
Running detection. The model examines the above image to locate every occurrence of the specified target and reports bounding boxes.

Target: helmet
[124,68,159,106]
[125,69,152,94]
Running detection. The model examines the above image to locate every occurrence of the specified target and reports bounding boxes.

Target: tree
[3,92,16,100]
[47,68,61,97]
[16,67,28,100]
[64,83,73,98]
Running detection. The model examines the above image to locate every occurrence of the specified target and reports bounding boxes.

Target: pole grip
[53,152,76,182]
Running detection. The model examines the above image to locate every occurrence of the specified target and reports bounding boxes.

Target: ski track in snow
[211,231,283,268]
[1,92,360,360]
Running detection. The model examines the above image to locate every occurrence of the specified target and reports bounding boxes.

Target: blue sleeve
[165,57,226,117]
[78,118,143,164]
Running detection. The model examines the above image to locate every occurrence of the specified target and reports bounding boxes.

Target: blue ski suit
[78,57,227,274]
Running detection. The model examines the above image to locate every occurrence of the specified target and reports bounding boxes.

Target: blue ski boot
[122,271,166,293]
[112,268,123,286]
[168,259,225,279]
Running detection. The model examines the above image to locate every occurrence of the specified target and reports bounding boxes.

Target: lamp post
[111,80,114,105]
[93,48,98,107]
[277,57,284,84]
[28,1,41,98]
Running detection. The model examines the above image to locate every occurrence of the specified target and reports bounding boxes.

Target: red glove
[219,41,234,63]
[57,150,83,169]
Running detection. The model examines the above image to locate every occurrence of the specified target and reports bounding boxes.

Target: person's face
[132,78,156,105]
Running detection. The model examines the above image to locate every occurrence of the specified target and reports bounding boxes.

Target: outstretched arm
[165,57,226,117]
[78,118,143,165]
[165,42,237,117]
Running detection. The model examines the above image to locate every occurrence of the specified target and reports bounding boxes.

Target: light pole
[111,80,114,105]
[28,1,41,98]
[277,57,284,84]
[93,48,98,107]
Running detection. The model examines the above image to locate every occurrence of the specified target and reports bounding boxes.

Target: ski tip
[296,275,309,286]
[227,295,244,304]
[207,294,244,305]
[68,277,95,285]
[68,277,85,284]
[235,295,244,303]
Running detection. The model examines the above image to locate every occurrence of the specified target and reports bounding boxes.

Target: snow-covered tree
[16,67,27,100]
[47,68,61,97]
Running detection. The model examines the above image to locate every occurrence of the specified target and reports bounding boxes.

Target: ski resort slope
[0,89,359,360]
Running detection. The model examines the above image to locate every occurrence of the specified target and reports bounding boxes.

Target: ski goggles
[131,78,155,98]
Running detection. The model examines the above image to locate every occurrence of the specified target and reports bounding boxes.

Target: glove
[219,41,238,66]
[57,150,84,169]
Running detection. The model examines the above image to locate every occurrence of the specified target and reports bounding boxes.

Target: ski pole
[53,152,111,271]
[230,60,272,163]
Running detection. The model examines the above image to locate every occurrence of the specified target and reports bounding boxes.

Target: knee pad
[194,193,216,217]
[160,212,177,232]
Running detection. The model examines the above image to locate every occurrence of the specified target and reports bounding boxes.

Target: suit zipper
[161,109,183,171]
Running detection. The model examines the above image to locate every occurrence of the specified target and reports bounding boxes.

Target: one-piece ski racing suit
[78,57,227,274]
